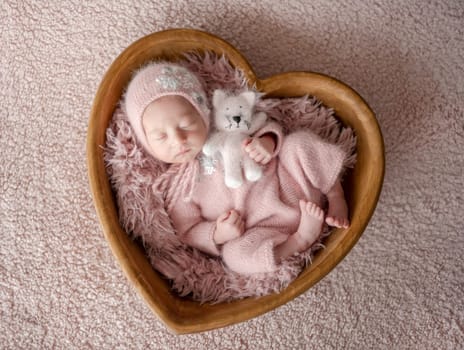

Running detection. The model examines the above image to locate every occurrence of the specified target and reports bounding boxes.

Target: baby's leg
[222,228,288,274]
[325,180,349,228]
[274,200,324,261]
[278,131,346,196]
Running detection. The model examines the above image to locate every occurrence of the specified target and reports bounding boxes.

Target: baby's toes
[325,216,336,227]
[341,218,350,228]
[308,202,324,219]
[325,216,348,228]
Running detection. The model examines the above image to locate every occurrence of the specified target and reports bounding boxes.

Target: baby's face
[142,95,208,164]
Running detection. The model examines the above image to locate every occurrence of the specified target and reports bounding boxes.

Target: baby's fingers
[243,137,252,145]
[246,147,258,157]
[227,210,241,224]
[253,153,266,163]
[217,211,231,223]
[260,154,272,165]
[244,137,261,151]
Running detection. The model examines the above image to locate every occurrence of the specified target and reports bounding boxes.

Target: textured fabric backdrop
[1,0,463,349]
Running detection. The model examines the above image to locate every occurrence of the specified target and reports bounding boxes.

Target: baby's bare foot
[294,200,324,248]
[325,216,349,228]
[274,200,324,261]
[326,196,349,228]
[326,181,350,228]
[274,201,324,261]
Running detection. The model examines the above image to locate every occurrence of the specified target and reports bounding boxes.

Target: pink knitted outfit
[124,61,346,275]
[156,122,345,274]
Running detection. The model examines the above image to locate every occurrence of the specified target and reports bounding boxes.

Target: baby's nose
[232,116,241,124]
[172,130,187,144]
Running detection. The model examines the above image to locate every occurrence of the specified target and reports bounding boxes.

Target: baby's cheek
[196,131,208,147]
[150,143,172,162]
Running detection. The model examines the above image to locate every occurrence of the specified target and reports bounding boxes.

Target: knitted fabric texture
[165,127,346,274]
[124,62,210,156]
[105,52,357,302]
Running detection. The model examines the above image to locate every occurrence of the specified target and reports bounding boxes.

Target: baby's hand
[243,135,275,165]
[214,210,245,245]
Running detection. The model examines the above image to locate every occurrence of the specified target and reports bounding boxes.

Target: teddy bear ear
[240,91,256,107]
[213,89,227,109]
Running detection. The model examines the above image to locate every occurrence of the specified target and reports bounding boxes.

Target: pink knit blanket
[104,53,356,303]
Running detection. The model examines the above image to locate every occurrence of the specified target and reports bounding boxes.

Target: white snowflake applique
[199,155,218,175]
[155,75,178,90]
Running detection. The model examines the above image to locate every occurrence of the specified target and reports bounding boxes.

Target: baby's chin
[170,148,200,163]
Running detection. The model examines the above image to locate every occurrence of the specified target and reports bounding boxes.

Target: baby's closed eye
[151,132,167,141]
[179,119,198,130]
[180,122,195,130]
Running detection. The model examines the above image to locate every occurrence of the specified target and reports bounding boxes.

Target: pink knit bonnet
[124,62,210,154]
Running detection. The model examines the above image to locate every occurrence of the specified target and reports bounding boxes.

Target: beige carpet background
[1,0,463,348]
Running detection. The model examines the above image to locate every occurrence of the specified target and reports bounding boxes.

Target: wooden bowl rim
[87,28,385,334]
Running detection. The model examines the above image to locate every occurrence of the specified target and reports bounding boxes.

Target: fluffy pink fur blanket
[104,53,356,303]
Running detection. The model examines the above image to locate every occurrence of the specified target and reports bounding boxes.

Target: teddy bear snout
[232,115,241,125]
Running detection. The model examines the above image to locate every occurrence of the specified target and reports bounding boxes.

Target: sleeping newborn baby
[123,62,349,274]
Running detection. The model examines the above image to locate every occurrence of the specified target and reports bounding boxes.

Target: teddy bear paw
[202,143,215,156]
[225,175,243,189]
[244,167,262,182]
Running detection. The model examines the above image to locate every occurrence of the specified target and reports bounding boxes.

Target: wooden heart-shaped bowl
[87,28,384,334]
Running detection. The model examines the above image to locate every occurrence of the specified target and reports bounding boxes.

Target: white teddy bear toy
[203,89,268,188]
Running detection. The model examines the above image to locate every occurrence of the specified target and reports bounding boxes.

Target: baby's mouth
[176,147,191,157]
